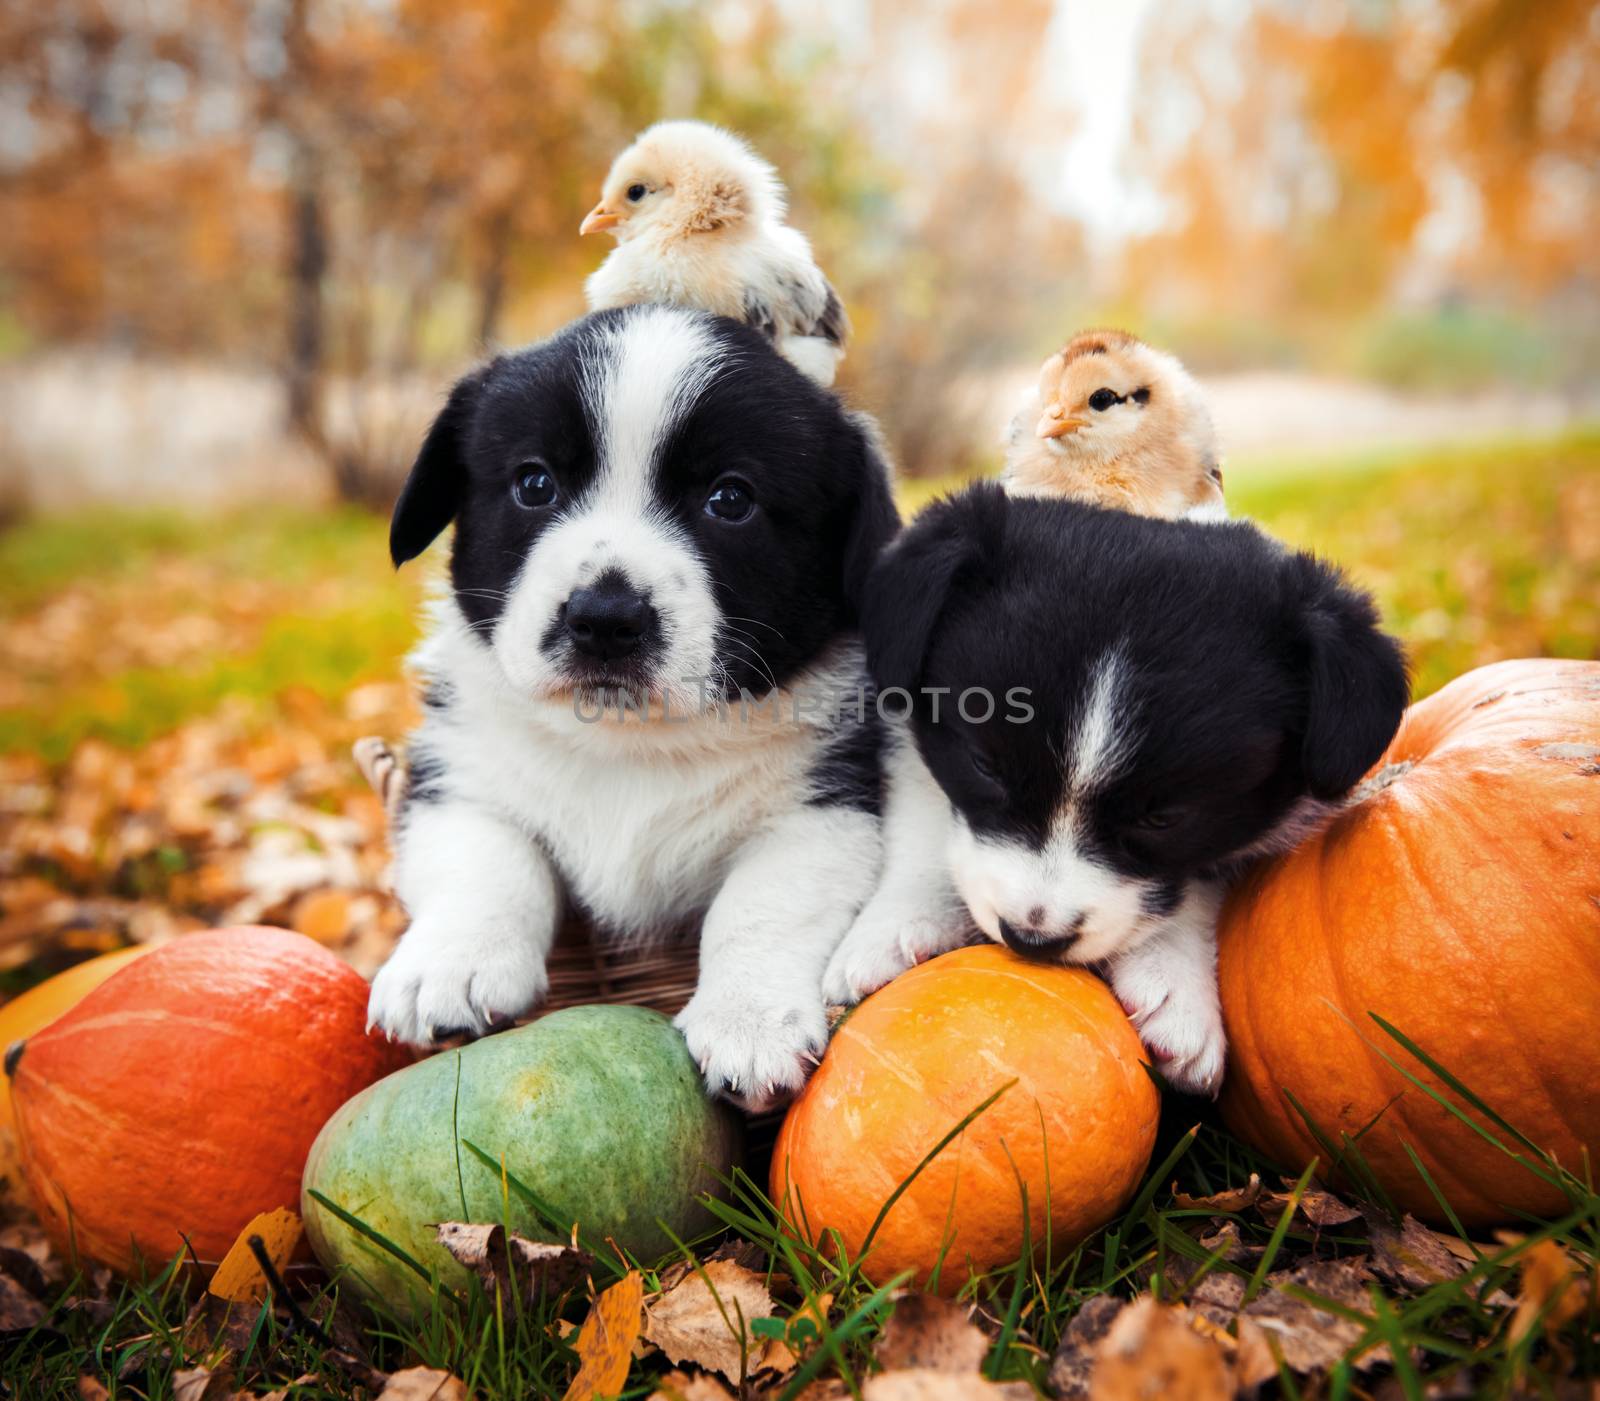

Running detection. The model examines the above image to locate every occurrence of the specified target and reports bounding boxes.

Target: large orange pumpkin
[771,944,1158,1289]
[7,926,411,1274]
[1220,658,1600,1227]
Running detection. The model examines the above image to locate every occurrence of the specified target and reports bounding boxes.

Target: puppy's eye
[626,183,647,202]
[705,478,754,523]
[1088,388,1120,412]
[512,462,558,510]
[969,750,1001,786]
[1133,807,1182,832]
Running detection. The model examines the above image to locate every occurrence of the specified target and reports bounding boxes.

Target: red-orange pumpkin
[1220,659,1600,1227]
[771,944,1158,1290]
[7,926,411,1273]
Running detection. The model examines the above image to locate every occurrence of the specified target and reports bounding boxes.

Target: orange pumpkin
[0,945,156,1202]
[1220,658,1600,1227]
[771,944,1158,1290]
[7,926,411,1274]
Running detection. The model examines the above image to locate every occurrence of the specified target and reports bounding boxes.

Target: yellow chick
[581,121,847,386]
[1002,329,1225,520]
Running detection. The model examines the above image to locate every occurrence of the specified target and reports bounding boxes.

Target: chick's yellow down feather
[1002,330,1225,521]
[581,121,847,387]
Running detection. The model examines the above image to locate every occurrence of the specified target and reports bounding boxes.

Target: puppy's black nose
[998,916,1082,960]
[563,579,654,661]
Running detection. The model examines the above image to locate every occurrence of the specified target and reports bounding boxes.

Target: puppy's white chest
[444,700,810,933]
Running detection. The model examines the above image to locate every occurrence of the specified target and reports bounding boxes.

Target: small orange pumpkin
[0,944,156,1203]
[771,944,1158,1289]
[1219,659,1600,1227]
[8,926,411,1274]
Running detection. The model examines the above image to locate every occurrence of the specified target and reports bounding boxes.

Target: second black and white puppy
[367,305,898,1110]
[823,485,1407,1092]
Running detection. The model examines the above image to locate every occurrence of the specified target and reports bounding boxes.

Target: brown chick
[1002,329,1225,520]
[581,120,847,386]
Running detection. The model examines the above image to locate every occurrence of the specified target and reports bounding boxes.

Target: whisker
[722,614,787,640]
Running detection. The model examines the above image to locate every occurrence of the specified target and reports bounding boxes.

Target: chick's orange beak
[580,202,622,235]
[1036,404,1086,439]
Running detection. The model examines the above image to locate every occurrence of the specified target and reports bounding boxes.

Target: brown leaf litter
[378,1367,471,1401]
[643,1258,778,1383]
[0,682,416,988]
[1257,1180,1363,1230]
[1173,1174,1262,1214]
[435,1221,593,1302]
[873,1293,991,1375]
[565,1270,645,1401]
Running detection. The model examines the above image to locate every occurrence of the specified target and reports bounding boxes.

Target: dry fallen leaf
[255,1375,320,1401]
[435,1222,593,1302]
[172,1367,232,1401]
[874,1293,989,1374]
[1507,1238,1591,1347]
[1362,1209,1468,1294]
[565,1270,645,1401]
[1173,1173,1262,1214]
[642,1258,775,1383]
[208,1207,302,1304]
[1258,1183,1361,1229]
[0,1243,49,1301]
[0,1270,46,1333]
[863,1370,1030,1399]
[1232,1316,1278,1394]
[1242,1259,1387,1375]
[1089,1297,1233,1401]
[1047,1295,1125,1400]
[649,1371,736,1401]
[378,1367,470,1401]
[1195,1219,1260,1268]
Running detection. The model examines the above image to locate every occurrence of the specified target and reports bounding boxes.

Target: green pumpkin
[302,1005,740,1312]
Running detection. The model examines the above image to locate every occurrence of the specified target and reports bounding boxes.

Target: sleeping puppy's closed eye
[826,484,1408,1093]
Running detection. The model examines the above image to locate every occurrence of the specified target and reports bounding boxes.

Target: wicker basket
[543,921,701,1019]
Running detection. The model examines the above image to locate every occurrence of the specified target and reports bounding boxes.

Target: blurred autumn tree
[0,0,1094,489]
[1123,0,1600,379]
[0,0,887,498]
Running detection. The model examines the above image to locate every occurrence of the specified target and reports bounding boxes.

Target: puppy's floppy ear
[1285,551,1410,798]
[863,482,1007,697]
[390,366,488,567]
[838,410,902,619]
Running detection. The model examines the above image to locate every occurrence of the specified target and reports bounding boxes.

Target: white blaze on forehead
[490,305,727,705]
[1068,645,1134,794]
[581,306,726,509]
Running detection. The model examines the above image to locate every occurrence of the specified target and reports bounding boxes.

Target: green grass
[0,505,427,762]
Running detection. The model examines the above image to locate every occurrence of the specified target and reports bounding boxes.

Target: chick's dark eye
[705,478,754,522]
[1088,388,1120,412]
[512,463,557,509]
[626,183,647,202]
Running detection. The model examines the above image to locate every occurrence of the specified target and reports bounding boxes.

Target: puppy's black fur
[864,484,1409,880]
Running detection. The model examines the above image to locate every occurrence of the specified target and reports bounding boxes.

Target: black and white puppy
[823,485,1407,1092]
[368,305,899,1110]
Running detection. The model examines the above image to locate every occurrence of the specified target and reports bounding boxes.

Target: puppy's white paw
[367,916,549,1047]
[1113,958,1226,1097]
[674,987,827,1114]
[822,907,965,1005]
